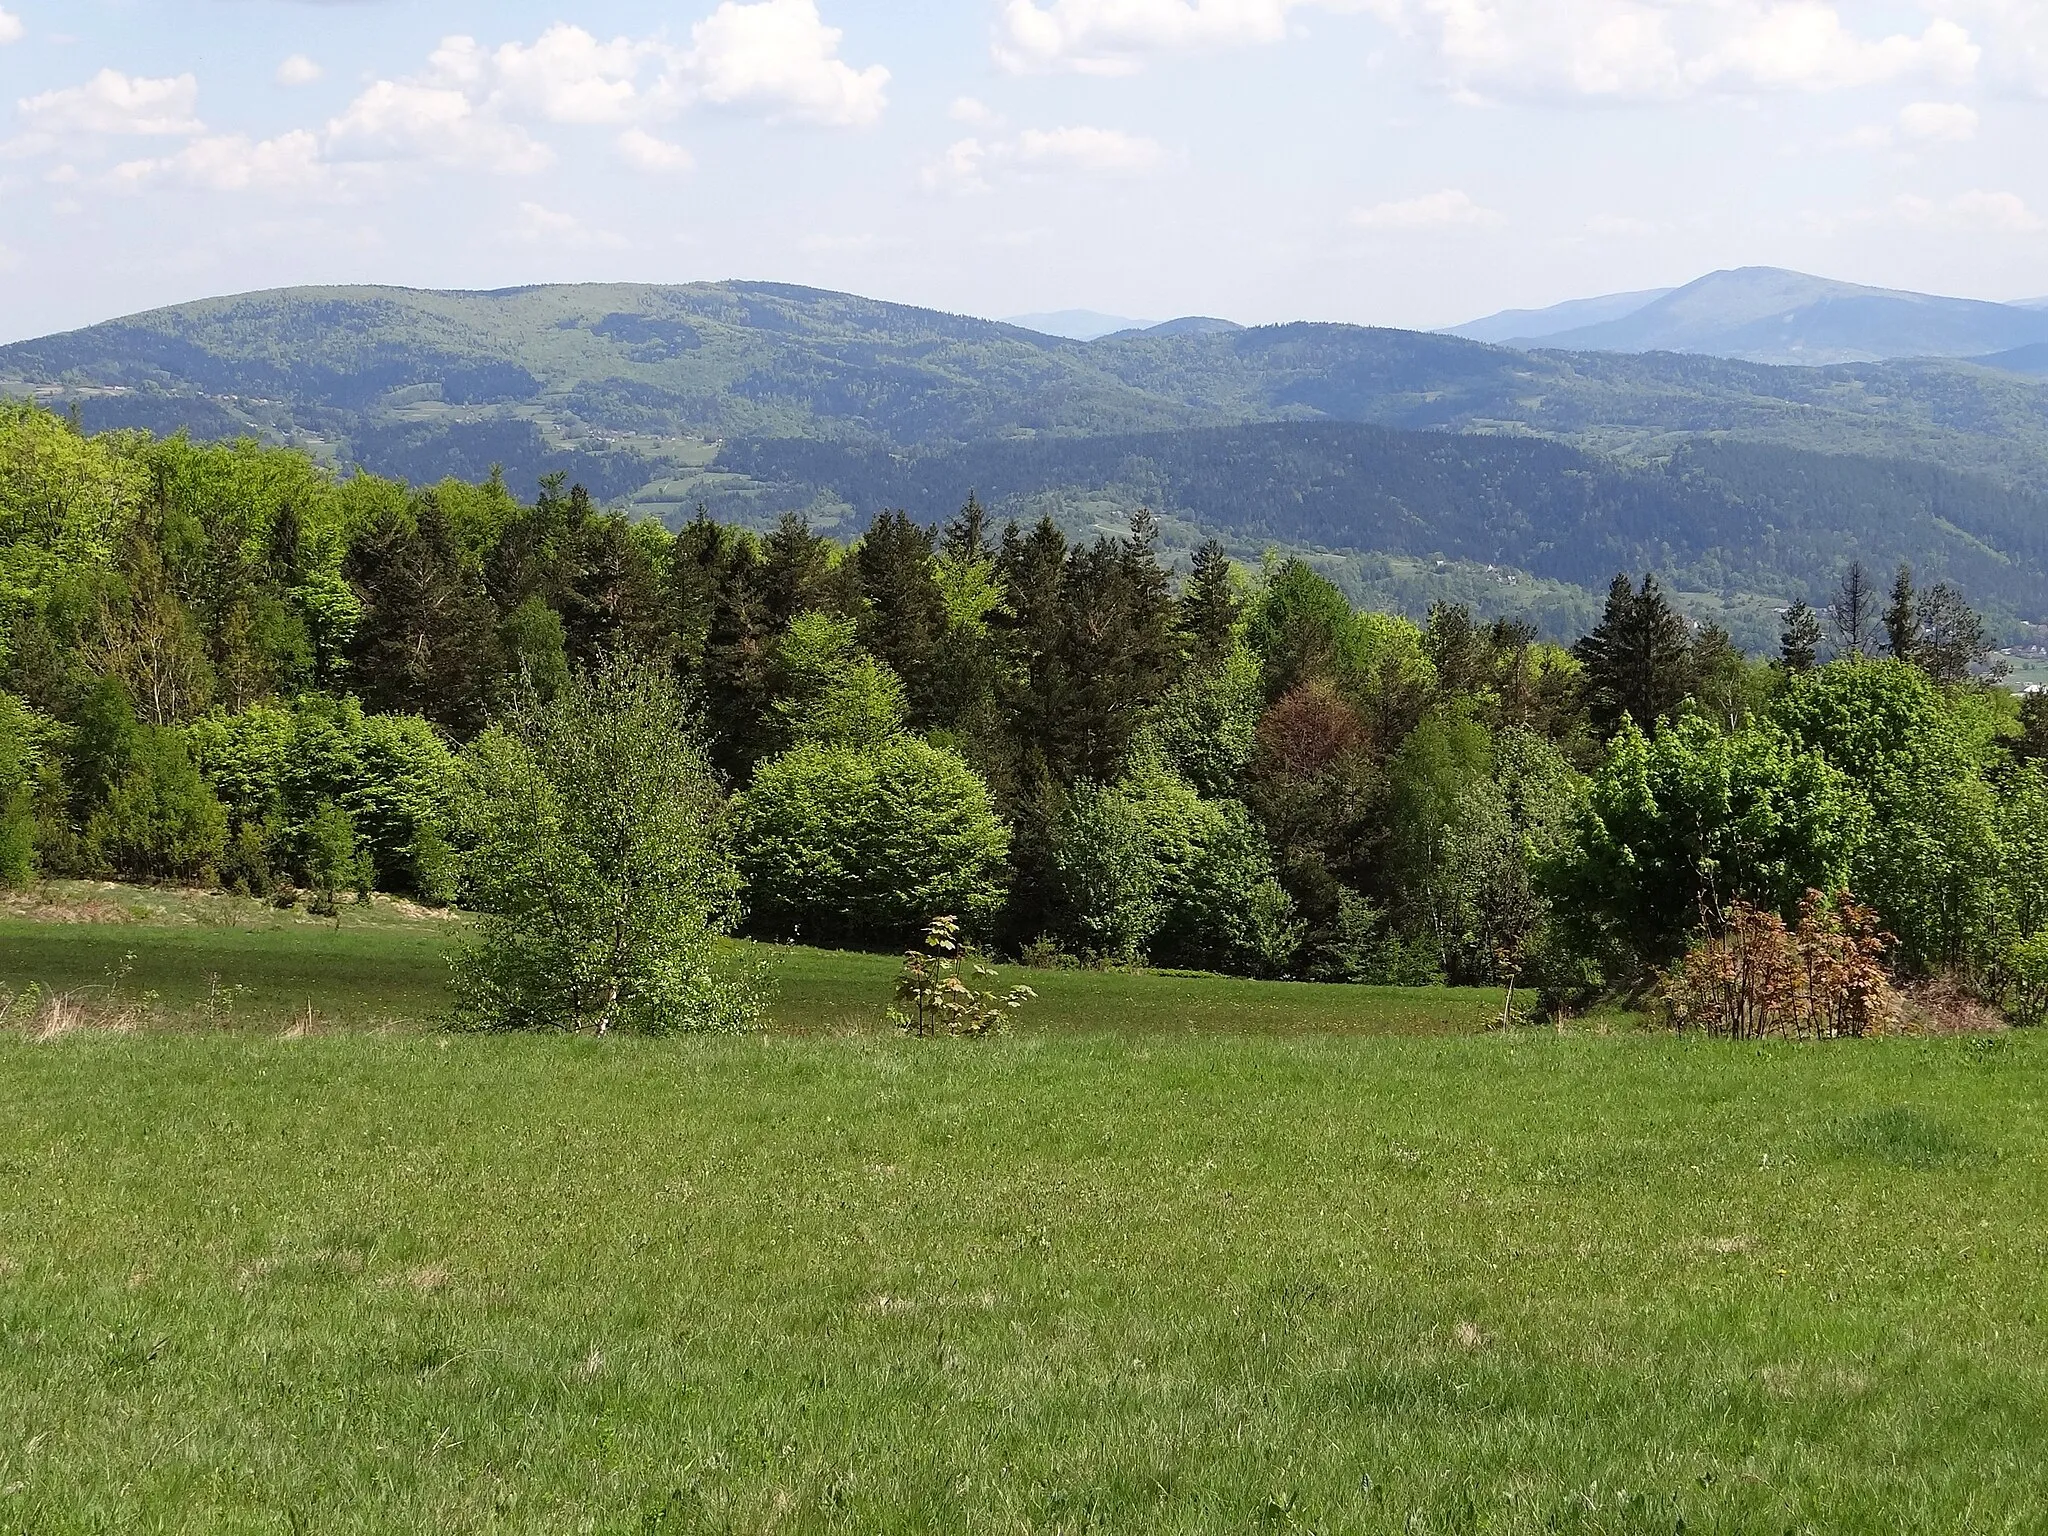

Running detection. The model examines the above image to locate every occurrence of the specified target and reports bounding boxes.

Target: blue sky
[0,1,2043,342]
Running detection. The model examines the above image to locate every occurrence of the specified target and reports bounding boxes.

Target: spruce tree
[1917,581,2002,685]
[344,495,500,736]
[1883,564,1917,662]
[942,492,990,565]
[1179,539,1241,667]
[1780,600,1823,672]
[1572,573,1693,735]
[853,510,948,726]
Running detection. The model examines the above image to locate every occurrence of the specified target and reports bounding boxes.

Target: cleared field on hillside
[1,891,2042,1532]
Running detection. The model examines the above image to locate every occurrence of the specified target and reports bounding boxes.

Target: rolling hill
[8,277,2048,643]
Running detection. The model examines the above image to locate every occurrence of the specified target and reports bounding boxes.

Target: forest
[6,400,2047,1024]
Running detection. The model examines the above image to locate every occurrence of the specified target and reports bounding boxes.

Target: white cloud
[0,9,22,46]
[1016,125,1164,173]
[1897,100,1979,143]
[112,130,331,194]
[922,136,992,194]
[1693,10,1976,93]
[1841,99,1981,151]
[616,127,695,174]
[949,95,1000,125]
[277,55,324,88]
[923,124,1164,192]
[454,25,647,125]
[1418,3,1978,102]
[993,0,1982,101]
[1936,1,2048,96]
[513,201,626,249]
[1351,188,1504,230]
[994,0,1346,75]
[326,79,554,174]
[1886,189,2044,233]
[19,71,204,136]
[666,0,890,126]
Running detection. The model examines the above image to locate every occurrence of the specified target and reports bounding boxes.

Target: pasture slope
[0,888,2043,1533]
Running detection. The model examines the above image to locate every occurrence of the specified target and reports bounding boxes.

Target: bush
[84,728,228,884]
[736,736,1010,945]
[0,693,45,889]
[889,915,1035,1038]
[1659,891,1896,1040]
[1545,716,1866,982]
[452,661,754,1035]
[1049,760,1299,974]
[188,697,457,898]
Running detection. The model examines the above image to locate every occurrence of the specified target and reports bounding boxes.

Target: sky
[0,1,2045,343]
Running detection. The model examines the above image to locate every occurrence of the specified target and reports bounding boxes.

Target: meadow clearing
[0,888,2043,1534]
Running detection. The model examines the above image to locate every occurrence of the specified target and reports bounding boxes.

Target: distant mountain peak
[1455,266,2048,366]
[1003,309,1155,341]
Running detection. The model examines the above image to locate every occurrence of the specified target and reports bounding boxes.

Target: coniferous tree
[1884,564,1918,662]
[1179,539,1241,667]
[853,510,948,726]
[942,492,990,565]
[1830,560,1877,659]
[1780,600,1823,672]
[701,540,777,776]
[993,517,1073,786]
[344,495,500,736]
[559,512,667,667]
[1051,511,1180,783]
[1572,574,1693,736]
[1688,622,1751,730]
[758,513,848,628]
[1917,581,2002,685]
[663,512,740,676]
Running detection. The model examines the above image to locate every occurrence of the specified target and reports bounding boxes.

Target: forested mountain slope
[9,280,2048,644]
[8,281,2048,499]
[718,425,2048,618]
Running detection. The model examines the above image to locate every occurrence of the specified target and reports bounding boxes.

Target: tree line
[4,403,2045,1021]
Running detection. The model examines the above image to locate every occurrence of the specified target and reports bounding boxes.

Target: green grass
[1,889,2043,1531]
[0,885,1509,1039]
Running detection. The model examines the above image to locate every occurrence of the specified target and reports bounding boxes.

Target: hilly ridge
[7,277,2048,644]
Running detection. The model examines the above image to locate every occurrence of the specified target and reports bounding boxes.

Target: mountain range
[7,274,2048,649]
[1450,267,2048,366]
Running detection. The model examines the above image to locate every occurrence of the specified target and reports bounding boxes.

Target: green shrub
[452,661,754,1035]
[736,736,1010,946]
[0,693,47,889]
[1050,760,1299,975]
[84,729,228,884]
[1545,716,1866,980]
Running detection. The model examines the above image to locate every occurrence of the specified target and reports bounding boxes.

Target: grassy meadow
[1,888,2045,1532]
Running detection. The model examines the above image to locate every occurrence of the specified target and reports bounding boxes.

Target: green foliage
[1546,716,1867,978]
[735,736,1010,946]
[1772,659,2003,971]
[0,692,47,888]
[1574,574,1694,736]
[84,727,229,884]
[301,799,362,917]
[0,404,144,666]
[888,914,1035,1038]
[771,611,908,750]
[1144,641,1261,797]
[1051,759,1298,974]
[452,661,753,1035]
